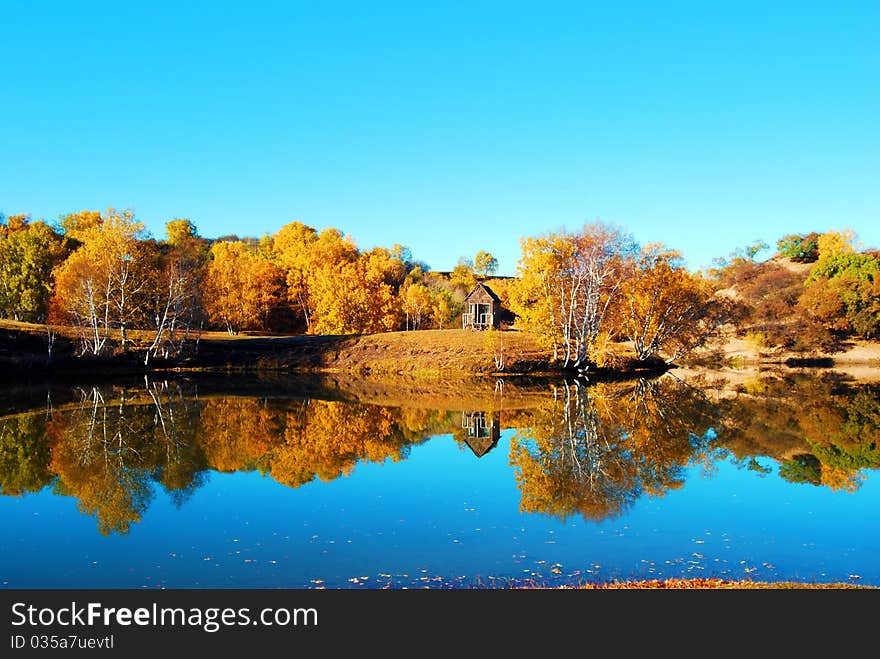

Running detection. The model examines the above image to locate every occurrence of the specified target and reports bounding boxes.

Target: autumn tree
[270,224,368,333]
[406,269,465,330]
[165,218,199,246]
[45,382,212,533]
[509,232,573,361]
[143,220,209,363]
[474,250,499,277]
[791,229,879,341]
[0,215,69,321]
[799,251,880,338]
[716,373,879,492]
[403,282,432,330]
[449,257,477,292]
[817,228,858,260]
[48,387,156,534]
[51,209,151,354]
[197,397,286,472]
[624,244,731,362]
[203,240,284,334]
[707,240,769,282]
[0,212,31,236]
[59,209,103,243]
[510,223,637,368]
[509,376,720,522]
[266,399,430,488]
[309,247,404,334]
[430,287,460,329]
[270,221,321,331]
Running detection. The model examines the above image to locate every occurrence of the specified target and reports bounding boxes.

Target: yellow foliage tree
[510,224,636,368]
[270,221,321,331]
[51,209,150,353]
[310,247,403,334]
[403,282,432,330]
[203,240,284,334]
[817,228,858,260]
[60,210,103,242]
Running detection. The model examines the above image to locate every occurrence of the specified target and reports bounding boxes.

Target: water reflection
[1,372,879,535]
[509,376,722,522]
[712,373,880,491]
[458,411,501,457]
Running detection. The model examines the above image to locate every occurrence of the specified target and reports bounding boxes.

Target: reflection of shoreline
[2,372,879,534]
[674,365,880,390]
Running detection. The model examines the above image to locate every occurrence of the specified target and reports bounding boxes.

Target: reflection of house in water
[460,410,501,458]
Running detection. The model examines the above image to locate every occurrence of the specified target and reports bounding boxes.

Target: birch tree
[50,209,150,354]
[511,223,637,369]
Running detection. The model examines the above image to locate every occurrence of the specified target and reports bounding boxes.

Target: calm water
[1,372,879,588]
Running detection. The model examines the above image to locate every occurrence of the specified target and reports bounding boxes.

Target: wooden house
[461,282,504,330]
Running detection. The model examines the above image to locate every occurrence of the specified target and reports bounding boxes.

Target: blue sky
[1,1,877,276]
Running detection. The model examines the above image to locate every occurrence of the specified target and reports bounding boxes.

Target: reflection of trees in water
[3,372,879,534]
[48,386,157,534]
[509,376,722,522]
[0,381,460,534]
[718,373,880,492]
[42,380,211,534]
[145,381,207,507]
[0,413,53,496]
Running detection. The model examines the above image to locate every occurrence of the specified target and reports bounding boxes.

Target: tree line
[1,208,876,366]
[0,209,501,361]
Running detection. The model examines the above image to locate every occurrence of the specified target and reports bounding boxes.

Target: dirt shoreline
[2,319,879,383]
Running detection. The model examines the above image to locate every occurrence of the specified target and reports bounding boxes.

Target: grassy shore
[0,319,627,378]
[4,318,880,383]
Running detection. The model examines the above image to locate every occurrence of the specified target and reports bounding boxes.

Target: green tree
[776,232,819,262]
[0,414,53,496]
[0,217,69,321]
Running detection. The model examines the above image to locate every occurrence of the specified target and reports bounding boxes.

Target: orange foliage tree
[624,244,731,362]
[203,240,284,334]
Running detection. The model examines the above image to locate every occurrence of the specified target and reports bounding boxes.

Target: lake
[1,371,879,589]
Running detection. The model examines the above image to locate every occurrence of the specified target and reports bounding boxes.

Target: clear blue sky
[1,1,877,276]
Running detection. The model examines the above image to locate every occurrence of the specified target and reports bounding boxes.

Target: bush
[776,233,819,262]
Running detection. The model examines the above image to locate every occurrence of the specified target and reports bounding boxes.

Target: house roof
[464,434,499,458]
[464,282,502,303]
